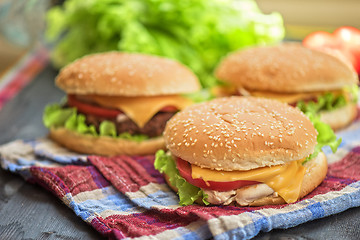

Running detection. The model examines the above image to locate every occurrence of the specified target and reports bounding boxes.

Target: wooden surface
[0,64,359,239]
[0,65,105,240]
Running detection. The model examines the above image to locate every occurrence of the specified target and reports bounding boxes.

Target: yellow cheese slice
[87,95,193,128]
[245,89,344,104]
[191,159,306,203]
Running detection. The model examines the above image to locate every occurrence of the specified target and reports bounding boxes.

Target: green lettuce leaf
[43,103,149,142]
[303,112,342,164]
[46,0,285,88]
[99,120,116,137]
[297,93,347,115]
[297,85,359,115]
[183,89,214,103]
[154,150,208,206]
[43,104,75,128]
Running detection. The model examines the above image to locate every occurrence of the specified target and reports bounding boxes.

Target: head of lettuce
[45,0,285,88]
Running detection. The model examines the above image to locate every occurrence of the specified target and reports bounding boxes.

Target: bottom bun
[165,152,327,206]
[320,103,357,131]
[49,127,165,156]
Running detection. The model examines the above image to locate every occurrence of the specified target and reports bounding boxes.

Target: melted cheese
[87,95,193,128]
[191,159,306,203]
[244,89,344,104]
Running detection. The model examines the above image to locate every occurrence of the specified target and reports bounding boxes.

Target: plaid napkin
[1,116,360,239]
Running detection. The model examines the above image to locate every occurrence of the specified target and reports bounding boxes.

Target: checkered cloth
[1,115,360,239]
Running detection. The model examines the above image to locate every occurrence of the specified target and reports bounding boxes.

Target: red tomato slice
[67,95,122,118]
[159,105,179,112]
[175,157,259,191]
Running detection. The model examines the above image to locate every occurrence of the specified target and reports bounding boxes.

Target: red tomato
[334,27,360,72]
[67,95,121,118]
[303,31,341,49]
[175,157,259,191]
[303,26,360,73]
[333,26,360,47]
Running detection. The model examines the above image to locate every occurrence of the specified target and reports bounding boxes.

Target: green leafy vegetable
[297,93,346,115]
[43,104,149,142]
[46,0,285,88]
[303,112,342,164]
[297,85,359,115]
[99,120,117,137]
[183,89,214,103]
[43,104,75,128]
[154,150,208,205]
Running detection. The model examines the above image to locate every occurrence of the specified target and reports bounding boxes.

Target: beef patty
[85,112,175,138]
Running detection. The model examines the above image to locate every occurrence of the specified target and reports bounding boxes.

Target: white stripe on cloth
[208,181,360,239]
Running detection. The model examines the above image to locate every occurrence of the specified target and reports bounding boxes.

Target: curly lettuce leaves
[297,85,359,115]
[154,150,208,206]
[303,113,342,164]
[297,93,346,115]
[46,0,285,88]
[43,104,148,142]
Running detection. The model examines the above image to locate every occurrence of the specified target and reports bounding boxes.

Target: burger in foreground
[43,52,200,156]
[215,43,359,130]
[155,97,341,206]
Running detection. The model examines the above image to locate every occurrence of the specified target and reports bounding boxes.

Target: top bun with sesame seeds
[164,96,317,171]
[43,52,201,156]
[214,43,359,131]
[56,52,200,96]
[158,96,328,207]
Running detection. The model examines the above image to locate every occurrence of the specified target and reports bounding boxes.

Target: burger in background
[155,97,341,206]
[43,52,201,156]
[215,43,359,130]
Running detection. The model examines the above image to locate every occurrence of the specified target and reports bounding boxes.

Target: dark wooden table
[0,64,359,239]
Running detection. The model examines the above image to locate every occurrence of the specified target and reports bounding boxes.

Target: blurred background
[0,0,359,86]
[256,0,360,39]
[0,0,50,77]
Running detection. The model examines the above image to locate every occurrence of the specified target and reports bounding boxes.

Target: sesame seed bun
[164,96,318,171]
[55,52,201,96]
[49,127,165,156]
[164,152,327,206]
[215,43,358,93]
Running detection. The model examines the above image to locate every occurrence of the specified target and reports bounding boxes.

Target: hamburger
[215,43,359,130]
[155,97,340,206]
[43,52,201,156]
